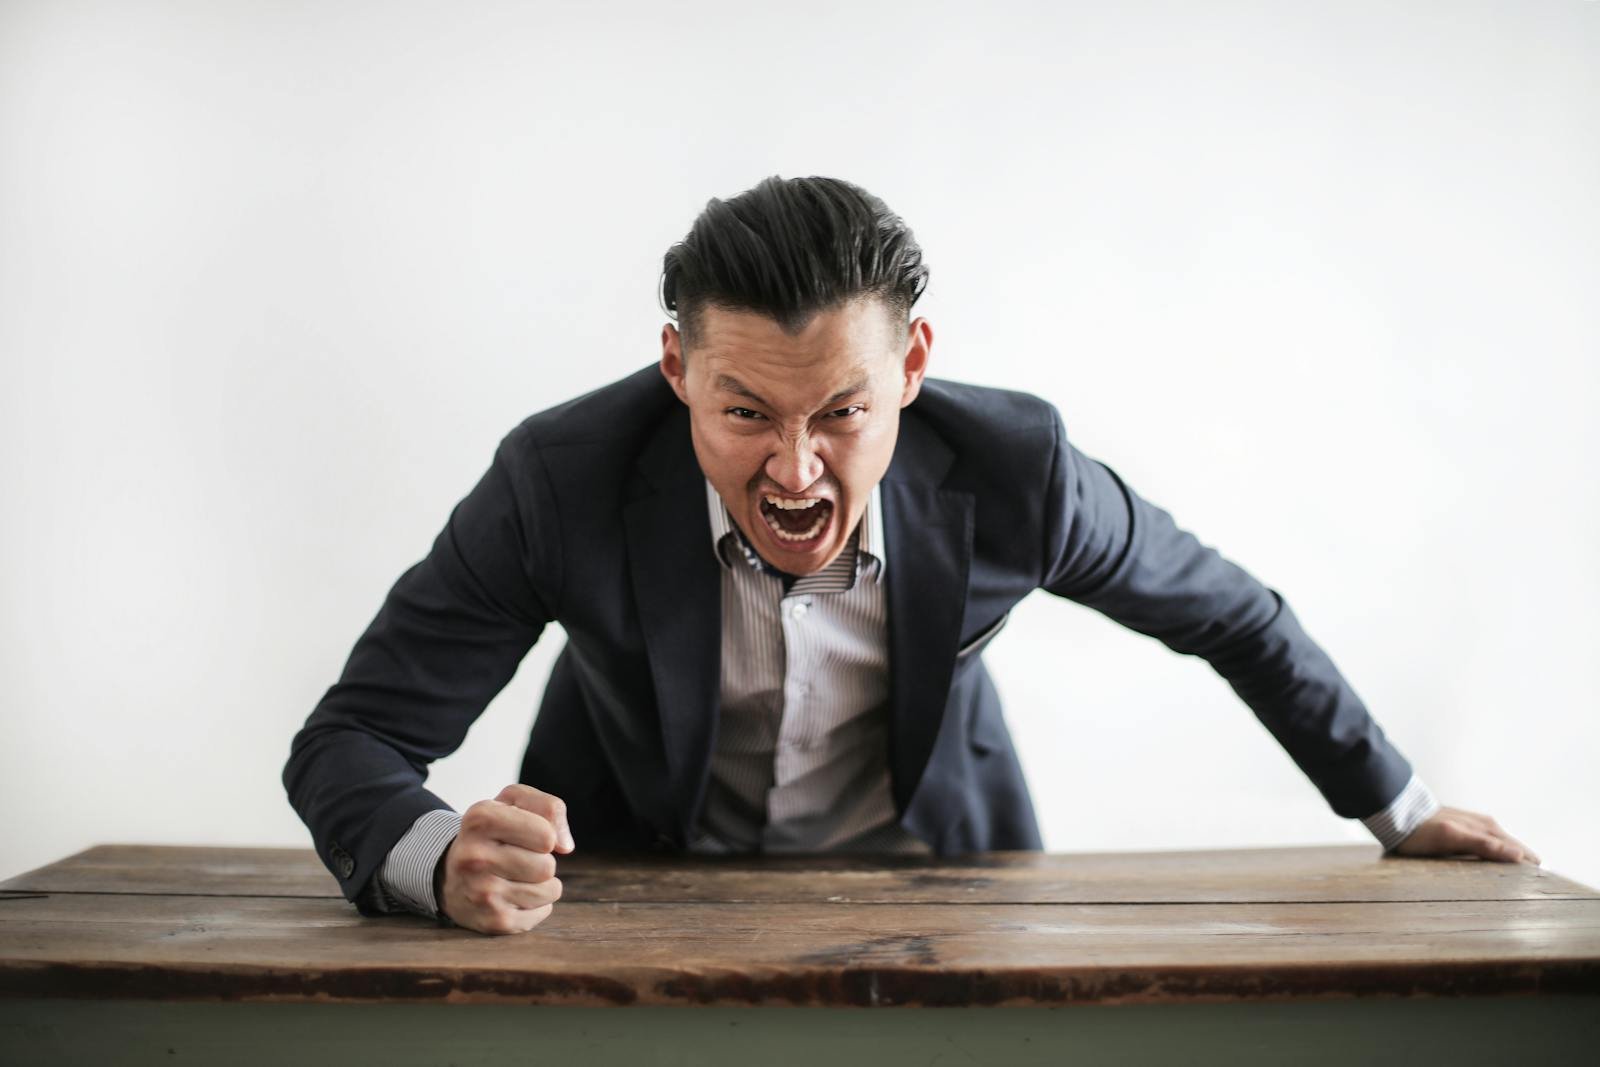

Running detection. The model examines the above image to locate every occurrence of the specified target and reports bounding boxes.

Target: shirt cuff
[1360,774,1441,852]
[374,808,463,918]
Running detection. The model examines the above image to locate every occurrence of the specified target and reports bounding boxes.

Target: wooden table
[1,844,1596,1064]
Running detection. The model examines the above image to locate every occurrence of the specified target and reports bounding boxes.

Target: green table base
[2,996,1595,1066]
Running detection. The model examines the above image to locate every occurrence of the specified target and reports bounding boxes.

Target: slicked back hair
[659,175,930,355]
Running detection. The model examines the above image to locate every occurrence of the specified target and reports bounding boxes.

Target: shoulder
[487,363,682,489]
[502,363,677,454]
[901,376,1063,476]
[482,365,692,542]
[897,379,1069,573]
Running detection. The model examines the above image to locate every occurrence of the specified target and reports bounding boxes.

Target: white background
[3,1,1595,891]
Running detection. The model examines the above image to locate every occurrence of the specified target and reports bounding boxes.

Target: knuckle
[461,805,494,834]
[508,812,553,857]
[518,817,552,852]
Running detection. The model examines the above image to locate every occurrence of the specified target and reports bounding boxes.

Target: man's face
[660,296,931,576]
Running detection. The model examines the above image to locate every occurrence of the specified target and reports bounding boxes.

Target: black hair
[659,175,930,352]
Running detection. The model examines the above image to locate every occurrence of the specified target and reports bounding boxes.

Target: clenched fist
[438,784,575,935]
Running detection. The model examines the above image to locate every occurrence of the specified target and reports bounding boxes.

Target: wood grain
[2,845,1596,1006]
[2,843,1592,904]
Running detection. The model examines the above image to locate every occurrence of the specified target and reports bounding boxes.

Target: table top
[2,844,1597,1006]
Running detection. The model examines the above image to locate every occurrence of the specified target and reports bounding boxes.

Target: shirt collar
[705,478,885,584]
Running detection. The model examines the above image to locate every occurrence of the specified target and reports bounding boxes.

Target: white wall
[2,0,1594,891]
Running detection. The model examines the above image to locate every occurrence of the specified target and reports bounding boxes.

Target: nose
[765,434,824,494]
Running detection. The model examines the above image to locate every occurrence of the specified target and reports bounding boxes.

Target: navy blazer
[284,364,1415,910]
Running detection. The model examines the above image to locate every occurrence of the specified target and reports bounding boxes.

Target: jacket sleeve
[1038,406,1415,820]
[283,431,560,910]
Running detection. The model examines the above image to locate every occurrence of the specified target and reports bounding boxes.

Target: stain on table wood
[2,844,1596,1006]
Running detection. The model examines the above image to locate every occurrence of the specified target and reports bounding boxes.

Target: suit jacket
[284,364,1415,910]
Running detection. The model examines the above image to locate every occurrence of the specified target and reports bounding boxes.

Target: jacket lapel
[881,413,974,828]
[622,404,723,844]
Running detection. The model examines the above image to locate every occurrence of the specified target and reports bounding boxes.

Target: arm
[1038,407,1538,862]
[283,431,562,909]
[1360,773,1441,851]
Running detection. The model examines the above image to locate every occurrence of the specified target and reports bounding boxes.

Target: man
[284,175,1539,937]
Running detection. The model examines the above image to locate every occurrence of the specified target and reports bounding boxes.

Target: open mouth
[757,494,834,547]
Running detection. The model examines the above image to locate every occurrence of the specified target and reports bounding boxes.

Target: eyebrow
[714,374,870,411]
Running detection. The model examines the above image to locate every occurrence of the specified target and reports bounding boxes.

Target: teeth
[762,507,828,542]
[765,494,824,510]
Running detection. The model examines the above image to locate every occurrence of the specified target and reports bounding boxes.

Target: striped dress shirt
[687,477,932,855]
[363,481,1441,920]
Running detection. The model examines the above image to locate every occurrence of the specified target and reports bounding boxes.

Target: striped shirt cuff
[1360,774,1441,852]
[374,808,463,918]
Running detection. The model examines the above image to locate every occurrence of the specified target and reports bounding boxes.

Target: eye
[727,407,765,420]
[828,405,865,419]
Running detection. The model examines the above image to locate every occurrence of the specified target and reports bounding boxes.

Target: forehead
[691,299,898,402]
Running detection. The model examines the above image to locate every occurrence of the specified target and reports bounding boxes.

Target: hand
[1390,805,1540,865]
[438,783,575,935]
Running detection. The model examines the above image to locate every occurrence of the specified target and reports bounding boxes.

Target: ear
[659,323,690,405]
[897,317,932,408]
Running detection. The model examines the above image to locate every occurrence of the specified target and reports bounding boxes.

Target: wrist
[432,849,450,923]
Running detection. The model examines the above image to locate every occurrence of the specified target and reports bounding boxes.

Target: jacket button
[330,843,355,880]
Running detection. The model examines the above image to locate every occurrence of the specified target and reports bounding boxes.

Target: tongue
[769,500,829,533]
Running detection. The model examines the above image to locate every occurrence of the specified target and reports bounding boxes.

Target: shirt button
[790,602,809,619]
